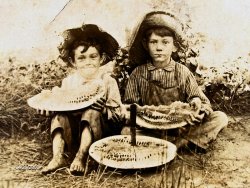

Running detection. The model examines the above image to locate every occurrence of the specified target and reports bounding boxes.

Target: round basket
[89,135,177,169]
[27,79,105,111]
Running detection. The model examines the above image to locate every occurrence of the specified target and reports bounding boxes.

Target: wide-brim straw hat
[58,24,119,65]
[27,79,105,111]
[129,11,184,66]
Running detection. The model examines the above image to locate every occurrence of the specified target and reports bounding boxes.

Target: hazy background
[0,0,250,66]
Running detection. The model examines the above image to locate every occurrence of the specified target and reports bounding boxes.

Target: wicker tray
[89,135,177,169]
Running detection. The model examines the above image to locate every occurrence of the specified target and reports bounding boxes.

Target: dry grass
[1,137,208,188]
[0,60,67,139]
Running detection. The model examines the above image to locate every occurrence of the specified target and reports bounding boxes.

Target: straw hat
[58,24,119,65]
[27,79,105,111]
[89,135,177,169]
[129,11,184,66]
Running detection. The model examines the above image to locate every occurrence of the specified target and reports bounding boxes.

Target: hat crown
[128,11,185,67]
[58,24,119,64]
[142,11,183,38]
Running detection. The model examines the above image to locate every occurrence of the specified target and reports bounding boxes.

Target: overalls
[122,64,228,149]
[144,64,182,106]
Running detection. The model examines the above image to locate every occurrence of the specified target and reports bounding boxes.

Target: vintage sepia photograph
[0,0,250,187]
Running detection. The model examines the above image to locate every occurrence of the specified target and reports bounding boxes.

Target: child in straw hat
[40,24,122,175]
[122,11,228,152]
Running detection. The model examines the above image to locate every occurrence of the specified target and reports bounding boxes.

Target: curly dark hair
[57,24,119,66]
[68,39,103,62]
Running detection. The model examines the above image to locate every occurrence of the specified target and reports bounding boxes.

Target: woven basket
[27,79,105,111]
[89,135,177,169]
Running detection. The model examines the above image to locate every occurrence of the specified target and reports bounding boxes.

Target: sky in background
[0,0,250,66]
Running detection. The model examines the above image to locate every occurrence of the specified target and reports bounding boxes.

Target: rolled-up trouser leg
[51,114,72,152]
[186,111,228,149]
[80,109,103,141]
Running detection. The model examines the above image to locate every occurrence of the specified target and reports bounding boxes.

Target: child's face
[147,32,176,65]
[73,45,102,79]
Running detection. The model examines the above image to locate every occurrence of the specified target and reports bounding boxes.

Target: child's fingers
[185,116,195,126]
[190,113,201,123]
[185,113,203,125]
[99,97,106,103]
[111,113,120,123]
[96,98,105,106]
[90,104,103,112]
[91,98,106,111]
[92,102,103,109]
[36,109,54,116]
[200,106,213,116]
[193,113,204,121]
[36,109,43,115]
[46,110,52,117]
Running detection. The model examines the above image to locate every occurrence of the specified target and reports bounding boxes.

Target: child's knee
[81,108,102,122]
[210,111,228,128]
[51,114,70,126]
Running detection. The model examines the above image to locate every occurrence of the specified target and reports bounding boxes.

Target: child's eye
[77,56,85,60]
[149,41,157,44]
[90,54,99,59]
[162,41,169,45]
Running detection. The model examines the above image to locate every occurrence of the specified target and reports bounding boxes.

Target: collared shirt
[124,60,210,105]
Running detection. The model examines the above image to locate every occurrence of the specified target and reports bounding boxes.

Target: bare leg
[70,126,92,173]
[42,130,67,174]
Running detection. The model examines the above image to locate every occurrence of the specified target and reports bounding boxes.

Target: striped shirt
[124,60,210,105]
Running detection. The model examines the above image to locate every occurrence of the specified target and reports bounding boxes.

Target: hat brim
[59,24,119,65]
[129,11,183,67]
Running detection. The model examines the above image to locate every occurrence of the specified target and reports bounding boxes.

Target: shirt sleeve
[104,74,122,120]
[185,70,211,105]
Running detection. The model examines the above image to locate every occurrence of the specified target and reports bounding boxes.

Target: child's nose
[84,59,92,66]
[156,44,163,50]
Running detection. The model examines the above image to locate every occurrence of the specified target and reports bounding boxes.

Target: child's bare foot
[70,155,85,175]
[41,154,67,175]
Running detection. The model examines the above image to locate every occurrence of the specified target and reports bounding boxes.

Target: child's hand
[91,98,106,112]
[200,104,213,116]
[120,104,131,120]
[189,97,202,112]
[36,109,55,117]
[185,112,204,126]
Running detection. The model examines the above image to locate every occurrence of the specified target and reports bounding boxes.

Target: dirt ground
[0,115,249,188]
